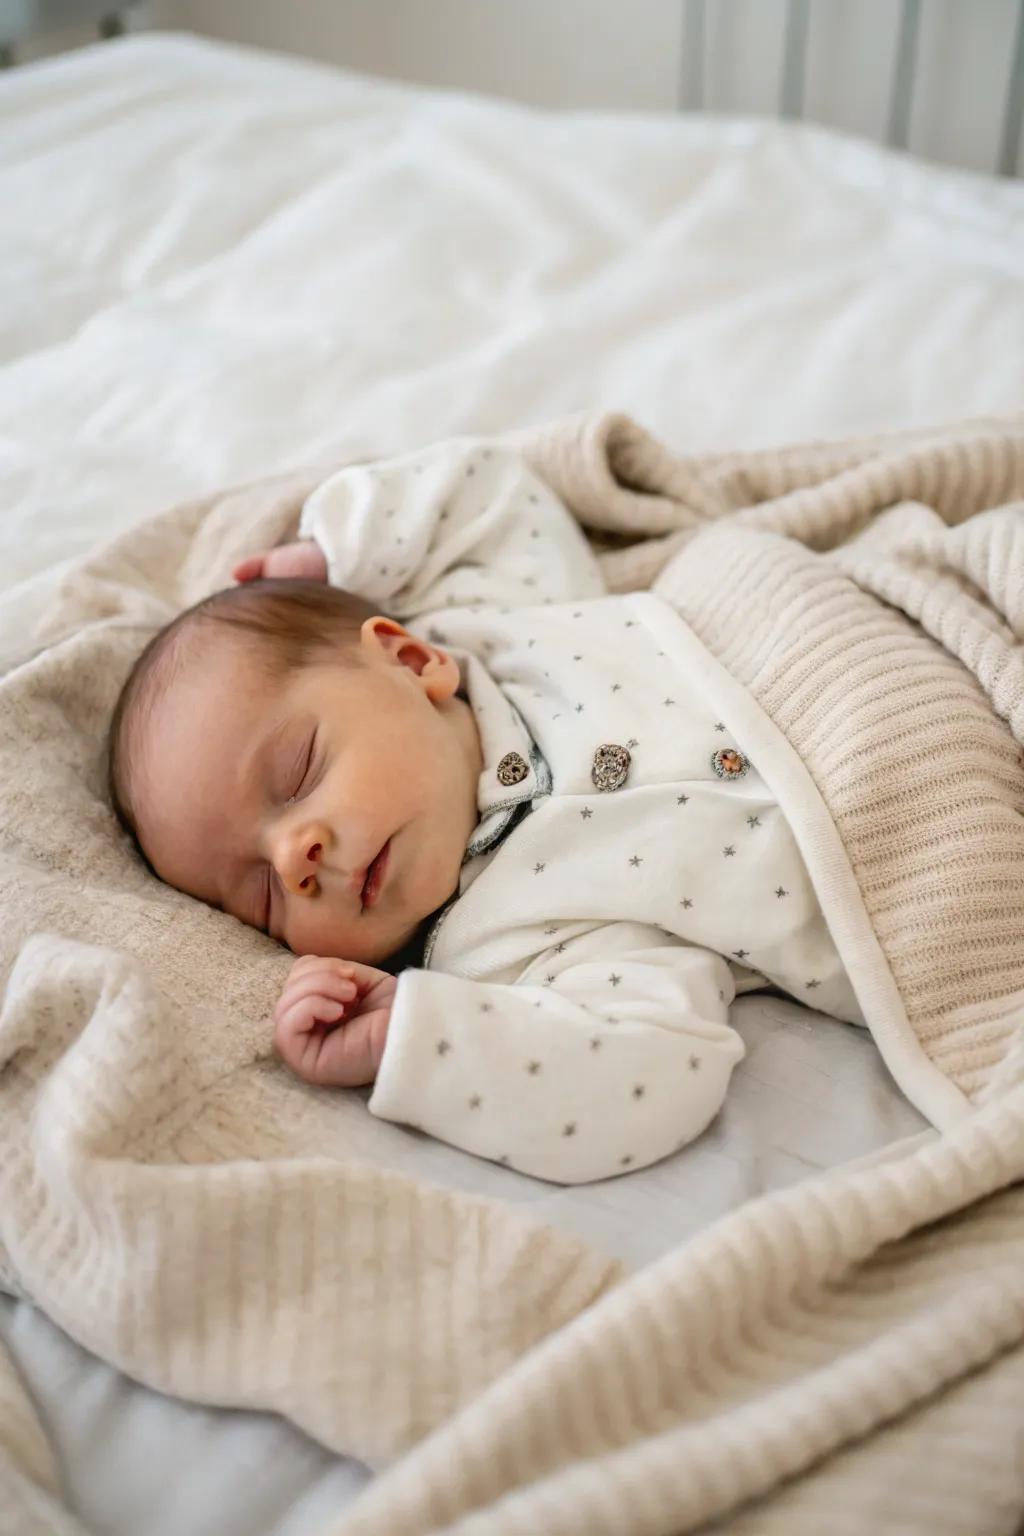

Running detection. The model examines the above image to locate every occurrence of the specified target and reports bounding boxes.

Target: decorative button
[497,751,529,787]
[711,747,750,780]
[591,742,631,792]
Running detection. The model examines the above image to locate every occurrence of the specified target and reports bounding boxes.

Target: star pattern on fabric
[409,646,842,1175]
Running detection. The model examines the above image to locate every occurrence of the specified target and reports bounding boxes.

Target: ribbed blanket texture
[2,410,1024,1534]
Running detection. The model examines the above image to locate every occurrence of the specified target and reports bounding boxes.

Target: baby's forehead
[141,620,280,742]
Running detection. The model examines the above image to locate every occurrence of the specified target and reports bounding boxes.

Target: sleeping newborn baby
[108,439,863,1183]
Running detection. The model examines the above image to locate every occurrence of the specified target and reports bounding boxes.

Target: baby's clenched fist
[273,955,396,1088]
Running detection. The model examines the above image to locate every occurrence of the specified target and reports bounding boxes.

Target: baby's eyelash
[261,867,273,934]
[287,731,317,803]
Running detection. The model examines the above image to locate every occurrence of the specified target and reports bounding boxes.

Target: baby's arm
[369,924,743,1184]
[294,439,607,618]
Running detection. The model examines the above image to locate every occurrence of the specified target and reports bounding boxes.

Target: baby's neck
[445,691,484,789]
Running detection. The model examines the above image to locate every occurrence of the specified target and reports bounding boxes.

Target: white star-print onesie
[298,439,864,1183]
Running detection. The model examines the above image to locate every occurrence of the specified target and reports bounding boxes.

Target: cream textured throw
[3,412,1024,1535]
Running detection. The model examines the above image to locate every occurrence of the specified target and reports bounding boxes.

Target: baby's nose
[277,836,323,896]
[297,841,322,890]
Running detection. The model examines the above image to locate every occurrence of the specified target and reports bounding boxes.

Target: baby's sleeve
[368,923,744,1185]
[297,439,606,618]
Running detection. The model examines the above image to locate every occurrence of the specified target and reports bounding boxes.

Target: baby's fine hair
[107,578,382,853]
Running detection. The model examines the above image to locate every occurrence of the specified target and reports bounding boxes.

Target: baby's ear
[360,617,459,700]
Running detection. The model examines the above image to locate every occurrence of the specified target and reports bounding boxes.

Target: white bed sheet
[1,29,1020,1536]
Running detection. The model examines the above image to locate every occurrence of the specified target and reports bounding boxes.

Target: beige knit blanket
[3,413,1024,1534]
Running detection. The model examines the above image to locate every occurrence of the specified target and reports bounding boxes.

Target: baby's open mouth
[360,839,390,909]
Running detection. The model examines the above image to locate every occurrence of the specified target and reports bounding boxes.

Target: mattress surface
[1,29,1020,1535]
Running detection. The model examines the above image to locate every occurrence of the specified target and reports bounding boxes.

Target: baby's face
[134,619,483,964]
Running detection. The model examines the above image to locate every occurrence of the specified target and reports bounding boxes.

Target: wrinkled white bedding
[1,28,1020,1535]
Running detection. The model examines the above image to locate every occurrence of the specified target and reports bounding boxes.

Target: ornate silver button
[497,751,529,787]
[711,747,750,780]
[591,743,631,792]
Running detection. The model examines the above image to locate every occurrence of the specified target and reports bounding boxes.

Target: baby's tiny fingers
[289,955,355,983]
[277,994,347,1040]
[275,975,355,1024]
[285,966,357,997]
[232,555,265,583]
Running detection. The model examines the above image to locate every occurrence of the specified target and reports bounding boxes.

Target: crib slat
[680,0,706,110]
[887,0,922,150]
[780,0,811,119]
[998,0,1024,175]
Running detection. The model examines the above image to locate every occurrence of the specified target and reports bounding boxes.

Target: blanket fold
[3,409,1024,1534]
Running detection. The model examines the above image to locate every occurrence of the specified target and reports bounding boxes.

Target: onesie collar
[449,647,552,862]
[412,647,552,972]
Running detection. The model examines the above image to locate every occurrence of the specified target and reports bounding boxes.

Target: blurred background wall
[5,0,1023,176]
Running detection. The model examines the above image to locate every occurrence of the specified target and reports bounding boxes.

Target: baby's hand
[273,956,396,1088]
[232,540,327,584]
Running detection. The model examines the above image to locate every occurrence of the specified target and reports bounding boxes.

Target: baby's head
[108,579,483,964]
